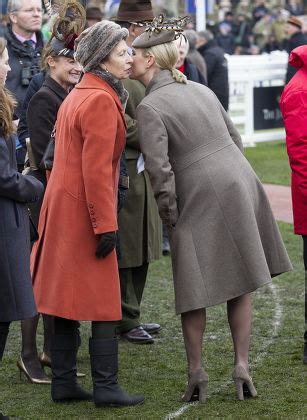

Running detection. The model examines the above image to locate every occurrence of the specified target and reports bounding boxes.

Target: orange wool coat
[31,73,126,321]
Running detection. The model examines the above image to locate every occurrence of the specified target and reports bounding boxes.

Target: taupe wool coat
[137,70,292,314]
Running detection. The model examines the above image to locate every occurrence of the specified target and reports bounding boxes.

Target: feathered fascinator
[132,14,190,48]
[43,0,86,58]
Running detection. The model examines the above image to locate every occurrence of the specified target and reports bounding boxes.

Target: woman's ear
[146,54,155,69]
[47,55,56,69]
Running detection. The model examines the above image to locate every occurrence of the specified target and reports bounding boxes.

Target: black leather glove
[95,232,117,259]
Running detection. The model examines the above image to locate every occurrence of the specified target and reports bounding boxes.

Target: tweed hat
[114,0,154,23]
[132,15,189,48]
[74,20,129,72]
[287,15,302,30]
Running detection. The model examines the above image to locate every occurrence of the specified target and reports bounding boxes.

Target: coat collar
[43,76,68,101]
[145,70,176,96]
[76,73,124,112]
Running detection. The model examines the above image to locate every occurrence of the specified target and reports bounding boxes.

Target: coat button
[90,210,95,215]
[89,203,94,209]
[93,223,97,228]
[91,218,96,222]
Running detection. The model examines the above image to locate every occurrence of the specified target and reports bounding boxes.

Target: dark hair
[0,37,16,139]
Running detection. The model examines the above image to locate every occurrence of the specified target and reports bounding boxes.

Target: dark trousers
[0,322,10,361]
[54,317,117,339]
[117,263,149,334]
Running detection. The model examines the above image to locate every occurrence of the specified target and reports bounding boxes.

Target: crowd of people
[0,0,305,415]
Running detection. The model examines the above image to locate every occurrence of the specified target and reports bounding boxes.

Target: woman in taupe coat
[131,18,292,403]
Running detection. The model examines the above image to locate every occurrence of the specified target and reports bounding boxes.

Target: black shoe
[89,337,144,407]
[141,323,161,334]
[51,334,92,403]
[121,326,154,344]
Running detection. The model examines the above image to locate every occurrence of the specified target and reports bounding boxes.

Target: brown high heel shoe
[232,365,257,400]
[17,356,51,384]
[39,352,86,378]
[181,368,209,403]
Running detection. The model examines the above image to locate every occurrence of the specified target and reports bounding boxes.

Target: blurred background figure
[253,11,273,51]
[85,6,103,27]
[197,30,229,111]
[184,29,207,84]
[175,35,206,84]
[0,0,44,169]
[216,21,235,54]
[286,0,304,16]
[284,16,307,83]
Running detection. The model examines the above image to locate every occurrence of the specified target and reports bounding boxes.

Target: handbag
[41,126,56,170]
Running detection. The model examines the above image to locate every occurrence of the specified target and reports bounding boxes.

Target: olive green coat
[118,79,162,269]
[137,70,292,314]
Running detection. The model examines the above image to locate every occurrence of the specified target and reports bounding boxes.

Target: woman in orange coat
[31,21,143,408]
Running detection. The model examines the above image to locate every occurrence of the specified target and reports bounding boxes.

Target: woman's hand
[95,232,117,258]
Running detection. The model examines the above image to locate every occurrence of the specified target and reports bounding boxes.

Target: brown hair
[41,41,59,72]
[0,37,16,139]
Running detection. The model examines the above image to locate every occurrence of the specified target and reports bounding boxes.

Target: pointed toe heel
[232,365,257,401]
[181,368,209,403]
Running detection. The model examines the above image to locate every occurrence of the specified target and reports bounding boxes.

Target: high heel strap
[182,368,209,403]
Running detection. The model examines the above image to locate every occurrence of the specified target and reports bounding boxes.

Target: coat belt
[170,134,234,173]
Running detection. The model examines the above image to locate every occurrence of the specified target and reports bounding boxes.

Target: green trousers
[116,263,149,334]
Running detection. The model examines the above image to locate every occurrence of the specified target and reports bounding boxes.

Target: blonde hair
[144,41,187,84]
[0,38,17,140]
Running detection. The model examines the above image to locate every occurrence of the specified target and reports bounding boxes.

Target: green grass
[0,223,305,419]
[244,141,291,186]
[1,141,305,418]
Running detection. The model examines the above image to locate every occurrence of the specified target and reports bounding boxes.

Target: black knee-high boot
[89,337,144,407]
[51,333,92,402]
[0,322,10,361]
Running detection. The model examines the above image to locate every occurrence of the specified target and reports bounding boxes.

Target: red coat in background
[280,45,307,235]
[31,73,126,321]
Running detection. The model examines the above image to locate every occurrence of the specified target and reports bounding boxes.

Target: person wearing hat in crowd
[130,15,292,403]
[114,0,162,345]
[85,6,103,28]
[197,29,229,111]
[31,19,144,407]
[14,0,85,386]
[284,16,307,83]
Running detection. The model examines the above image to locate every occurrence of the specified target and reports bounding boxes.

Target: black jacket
[284,32,307,83]
[1,25,44,118]
[17,71,45,148]
[198,40,229,111]
[27,76,67,175]
[0,129,43,322]
[183,59,207,85]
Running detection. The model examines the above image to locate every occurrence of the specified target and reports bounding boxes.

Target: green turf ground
[0,141,305,418]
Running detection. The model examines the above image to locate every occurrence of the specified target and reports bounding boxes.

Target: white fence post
[227,52,288,147]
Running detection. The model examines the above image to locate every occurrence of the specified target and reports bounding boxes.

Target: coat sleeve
[219,103,244,153]
[17,72,45,147]
[27,90,57,168]
[80,92,119,235]
[0,136,44,203]
[125,113,140,152]
[137,103,178,226]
